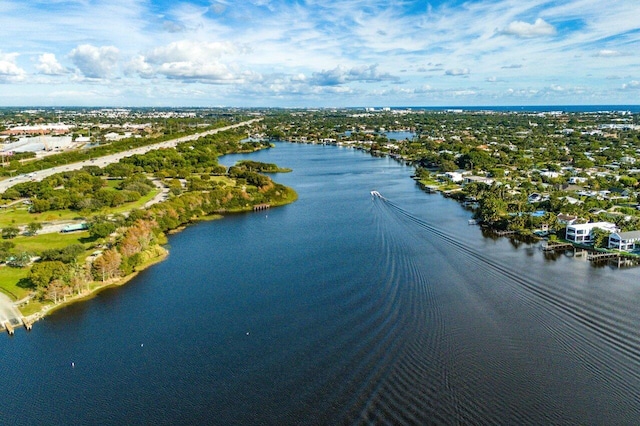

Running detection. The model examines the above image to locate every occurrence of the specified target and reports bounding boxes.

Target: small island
[0,113,296,331]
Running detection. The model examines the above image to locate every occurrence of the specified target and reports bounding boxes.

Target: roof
[613,230,640,240]
[557,213,577,221]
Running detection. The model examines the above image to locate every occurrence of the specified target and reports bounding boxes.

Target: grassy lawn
[0,266,31,300]
[210,176,235,186]
[108,189,158,214]
[10,231,91,253]
[0,189,159,228]
[104,179,124,189]
[0,207,83,228]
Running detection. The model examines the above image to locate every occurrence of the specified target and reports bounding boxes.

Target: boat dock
[4,320,14,336]
[542,242,575,252]
[22,317,32,331]
[587,252,620,262]
[253,203,270,211]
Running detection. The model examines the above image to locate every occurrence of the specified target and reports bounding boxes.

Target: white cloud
[502,18,556,38]
[157,61,235,82]
[128,41,246,83]
[445,68,470,76]
[36,53,67,75]
[0,51,26,83]
[145,41,239,64]
[125,55,155,79]
[310,65,399,86]
[69,45,119,79]
[593,49,622,57]
[622,81,640,90]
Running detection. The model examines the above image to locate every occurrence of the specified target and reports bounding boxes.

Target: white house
[463,175,494,185]
[565,222,618,244]
[608,231,640,251]
[444,171,464,183]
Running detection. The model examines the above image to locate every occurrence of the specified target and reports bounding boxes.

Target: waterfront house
[463,175,494,186]
[565,222,618,244]
[444,171,465,183]
[608,231,640,251]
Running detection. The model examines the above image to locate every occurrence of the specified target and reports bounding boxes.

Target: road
[0,292,21,328]
[0,119,261,194]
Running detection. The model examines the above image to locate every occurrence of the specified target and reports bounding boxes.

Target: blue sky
[0,0,639,107]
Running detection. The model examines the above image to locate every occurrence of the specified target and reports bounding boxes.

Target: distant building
[1,123,72,136]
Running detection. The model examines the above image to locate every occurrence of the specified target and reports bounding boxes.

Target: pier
[253,203,270,211]
[542,242,575,252]
[22,317,32,331]
[493,230,516,236]
[4,320,14,336]
[587,252,620,262]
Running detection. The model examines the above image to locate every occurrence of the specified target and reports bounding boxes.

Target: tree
[30,198,51,213]
[92,249,122,282]
[2,226,20,239]
[28,261,68,289]
[7,251,30,268]
[26,222,43,236]
[88,219,117,239]
[591,228,610,248]
[0,241,15,261]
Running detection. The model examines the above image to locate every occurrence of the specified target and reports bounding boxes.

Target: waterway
[2,142,640,424]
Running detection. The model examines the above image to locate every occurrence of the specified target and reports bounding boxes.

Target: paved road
[0,292,21,327]
[0,119,261,194]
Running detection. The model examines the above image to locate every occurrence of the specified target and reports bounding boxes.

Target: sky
[0,0,639,107]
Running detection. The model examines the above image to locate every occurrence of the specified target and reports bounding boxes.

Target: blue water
[2,143,640,424]
[384,131,415,141]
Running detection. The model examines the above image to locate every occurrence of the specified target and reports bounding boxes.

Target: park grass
[11,231,91,253]
[107,189,159,215]
[211,176,234,184]
[0,206,82,228]
[0,266,31,300]
[104,179,123,189]
[0,189,159,228]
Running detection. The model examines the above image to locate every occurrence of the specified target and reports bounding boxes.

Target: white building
[608,231,640,251]
[565,222,618,244]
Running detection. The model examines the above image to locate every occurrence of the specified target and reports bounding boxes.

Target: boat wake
[345,193,640,424]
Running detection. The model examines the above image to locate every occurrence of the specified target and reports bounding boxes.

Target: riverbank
[21,245,169,324]
[17,187,298,325]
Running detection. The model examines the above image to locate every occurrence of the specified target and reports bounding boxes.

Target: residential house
[565,222,618,244]
[608,231,640,251]
[463,175,494,185]
[557,213,578,225]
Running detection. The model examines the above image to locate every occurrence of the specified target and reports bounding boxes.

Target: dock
[587,252,620,262]
[4,321,14,336]
[253,203,270,211]
[493,230,516,236]
[22,317,32,331]
[542,242,575,252]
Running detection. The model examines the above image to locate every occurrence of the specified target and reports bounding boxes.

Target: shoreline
[18,191,298,326]
[22,246,169,324]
